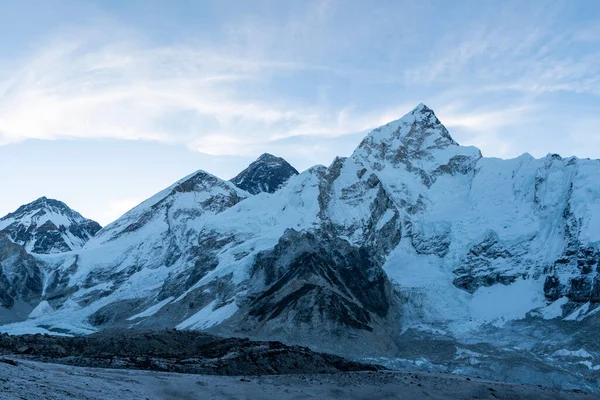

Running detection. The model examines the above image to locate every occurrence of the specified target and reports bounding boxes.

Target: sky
[0,0,599,225]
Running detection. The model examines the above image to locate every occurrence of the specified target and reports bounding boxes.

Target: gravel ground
[0,358,598,400]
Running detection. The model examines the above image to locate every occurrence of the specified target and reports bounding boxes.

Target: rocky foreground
[0,358,598,400]
[0,330,597,399]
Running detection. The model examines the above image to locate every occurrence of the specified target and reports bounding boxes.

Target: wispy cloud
[0,33,400,156]
[0,0,598,163]
[438,103,535,132]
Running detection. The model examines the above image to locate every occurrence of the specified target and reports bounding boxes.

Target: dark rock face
[407,220,450,258]
[433,155,479,176]
[155,234,224,302]
[540,185,600,304]
[0,235,42,312]
[544,272,600,304]
[0,197,101,254]
[244,229,398,337]
[453,231,522,293]
[543,275,562,301]
[231,153,299,195]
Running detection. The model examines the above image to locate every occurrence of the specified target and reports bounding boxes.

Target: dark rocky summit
[231,153,299,194]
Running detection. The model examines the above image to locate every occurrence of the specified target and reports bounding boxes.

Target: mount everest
[230,153,299,195]
[1,104,600,390]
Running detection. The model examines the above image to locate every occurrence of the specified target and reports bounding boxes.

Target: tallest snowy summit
[361,103,459,154]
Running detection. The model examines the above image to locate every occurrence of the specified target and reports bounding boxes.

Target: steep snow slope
[0,197,101,254]
[230,153,299,194]
[13,170,252,334]
[3,104,600,376]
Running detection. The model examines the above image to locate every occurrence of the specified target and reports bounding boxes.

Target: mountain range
[1,103,599,390]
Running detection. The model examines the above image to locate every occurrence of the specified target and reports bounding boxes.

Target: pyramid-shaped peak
[413,102,432,113]
[406,103,440,124]
[363,103,457,150]
[231,154,299,195]
[257,153,282,162]
[168,169,240,195]
[29,196,52,206]
[32,196,69,208]
[410,103,439,120]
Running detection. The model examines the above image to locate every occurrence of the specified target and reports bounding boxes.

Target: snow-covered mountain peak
[231,153,299,195]
[88,169,249,247]
[4,197,73,220]
[256,153,281,162]
[361,103,458,153]
[350,105,481,185]
[0,197,101,254]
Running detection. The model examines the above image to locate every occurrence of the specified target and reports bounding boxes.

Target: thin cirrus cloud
[0,35,398,157]
[0,1,598,164]
[0,32,544,161]
[0,40,294,147]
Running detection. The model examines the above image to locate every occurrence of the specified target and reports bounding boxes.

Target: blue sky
[1,0,599,225]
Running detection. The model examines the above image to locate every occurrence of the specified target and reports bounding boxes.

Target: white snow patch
[552,349,593,359]
[539,297,569,319]
[127,297,174,320]
[28,301,55,319]
[578,361,600,371]
[376,209,396,230]
[176,300,238,330]
[468,278,546,327]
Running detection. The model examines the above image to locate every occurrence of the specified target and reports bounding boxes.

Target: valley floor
[0,359,598,400]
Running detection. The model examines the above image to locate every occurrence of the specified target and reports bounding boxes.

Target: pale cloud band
[0,0,599,161]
